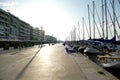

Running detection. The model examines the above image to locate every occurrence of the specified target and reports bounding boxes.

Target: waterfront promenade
[0,44,118,80]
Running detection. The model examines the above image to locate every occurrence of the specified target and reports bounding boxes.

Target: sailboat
[97,0,120,68]
[83,1,104,54]
[98,51,120,68]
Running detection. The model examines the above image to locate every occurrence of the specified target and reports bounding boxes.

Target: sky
[0,0,120,41]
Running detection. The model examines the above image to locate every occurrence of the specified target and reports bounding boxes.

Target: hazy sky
[0,0,120,40]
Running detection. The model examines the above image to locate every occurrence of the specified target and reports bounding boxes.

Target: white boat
[84,47,102,54]
[83,40,104,54]
[78,46,86,53]
[98,51,120,68]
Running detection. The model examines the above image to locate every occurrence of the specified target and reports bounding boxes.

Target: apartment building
[0,8,45,42]
[44,35,57,42]
[0,8,10,40]
[39,26,45,42]
[32,27,45,42]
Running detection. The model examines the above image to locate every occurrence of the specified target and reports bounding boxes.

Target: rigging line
[109,23,119,39]
[112,21,120,39]
[115,14,120,29]
[73,26,76,41]
[74,26,77,41]
[118,0,120,5]
[116,0,120,19]
[94,4,102,30]
[111,0,115,39]
[70,29,73,41]
[84,21,90,38]
[109,0,120,29]
[108,23,113,37]
[76,27,79,41]
[115,16,120,31]
[89,7,102,38]
[94,4,103,38]
[72,27,74,41]
[114,15,120,28]
[118,15,120,18]
[95,21,102,38]
[106,4,114,37]
[77,21,81,40]
[75,25,79,41]
[109,0,120,38]
[115,28,119,39]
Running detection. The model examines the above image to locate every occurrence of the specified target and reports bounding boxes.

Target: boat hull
[102,61,120,68]
[84,47,102,54]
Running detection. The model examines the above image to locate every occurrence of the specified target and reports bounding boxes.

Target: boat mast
[78,21,81,40]
[105,0,108,39]
[73,25,76,41]
[85,21,90,38]
[88,4,91,39]
[82,17,85,40]
[93,1,95,39]
[112,0,116,39]
[70,30,73,41]
[102,0,105,39]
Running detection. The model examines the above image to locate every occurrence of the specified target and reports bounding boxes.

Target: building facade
[44,35,57,42]
[0,8,10,40]
[39,26,45,42]
[0,8,45,42]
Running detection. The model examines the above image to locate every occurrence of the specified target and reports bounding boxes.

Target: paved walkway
[0,44,118,80]
[19,44,118,80]
[0,45,40,80]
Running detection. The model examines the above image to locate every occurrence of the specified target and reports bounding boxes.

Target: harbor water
[86,54,120,79]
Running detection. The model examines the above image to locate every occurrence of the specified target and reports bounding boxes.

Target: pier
[0,44,118,80]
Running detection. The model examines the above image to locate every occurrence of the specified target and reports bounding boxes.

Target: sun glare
[9,0,75,40]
